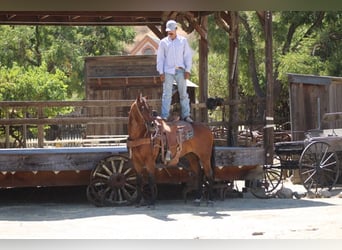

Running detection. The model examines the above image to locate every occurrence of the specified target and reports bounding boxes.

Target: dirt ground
[0,182,342,239]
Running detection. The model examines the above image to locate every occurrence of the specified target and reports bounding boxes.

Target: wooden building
[288,73,342,140]
[84,54,198,136]
[84,55,161,135]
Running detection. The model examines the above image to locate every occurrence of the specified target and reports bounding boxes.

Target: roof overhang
[0,11,210,26]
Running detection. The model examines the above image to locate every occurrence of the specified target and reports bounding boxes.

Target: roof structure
[0,11,212,39]
[130,34,159,55]
[0,11,165,26]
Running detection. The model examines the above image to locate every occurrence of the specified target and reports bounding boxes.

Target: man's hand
[160,74,165,82]
[184,71,190,80]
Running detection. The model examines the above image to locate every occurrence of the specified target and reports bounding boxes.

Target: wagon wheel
[299,141,340,193]
[86,155,138,206]
[249,161,283,199]
[86,178,112,207]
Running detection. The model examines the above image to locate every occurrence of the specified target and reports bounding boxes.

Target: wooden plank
[0,147,128,172]
[0,99,161,107]
[85,55,159,78]
[0,116,128,125]
[288,73,332,85]
[214,165,258,181]
[214,147,265,167]
[308,136,342,152]
[0,170,90,188]
[0,146,265,171]
[322,112,342,122]
[0,146,128,155]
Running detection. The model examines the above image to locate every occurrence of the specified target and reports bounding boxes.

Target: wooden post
[227,11,239,146]
[264,11,274,164]
[5,108,10,148]
[198,16,209,123]
[37,107,44,148]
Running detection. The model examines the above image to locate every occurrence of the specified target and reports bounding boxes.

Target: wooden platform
[0,146,128,172]
[0,146,265,188]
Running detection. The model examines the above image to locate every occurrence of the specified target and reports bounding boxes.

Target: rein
[126,137,151,148]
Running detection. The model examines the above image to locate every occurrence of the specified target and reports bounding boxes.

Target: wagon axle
[109,173,126,188]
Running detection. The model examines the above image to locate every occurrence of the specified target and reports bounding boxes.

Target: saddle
[153,118,194,166]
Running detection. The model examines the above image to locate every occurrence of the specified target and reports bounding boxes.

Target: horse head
[135,94,153,121]
[129,94,157,134]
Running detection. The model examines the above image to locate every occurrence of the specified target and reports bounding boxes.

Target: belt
[175,67,184,70]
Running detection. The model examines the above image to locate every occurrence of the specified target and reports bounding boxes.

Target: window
[142,47,154,55]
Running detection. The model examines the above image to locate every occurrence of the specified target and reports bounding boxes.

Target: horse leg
[185,154,203,206]
[205,175,214,207]
[202,160,215,206]
[135,172,143,207]
[147,172,157,209]
[194,168,204,206]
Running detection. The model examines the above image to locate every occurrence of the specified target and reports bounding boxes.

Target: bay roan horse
[127,95,215,207]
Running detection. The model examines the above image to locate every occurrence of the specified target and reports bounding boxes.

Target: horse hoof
[148,204,155,210]
[193,199,201,206]
[137,199,148,207]
[207,200,214,207]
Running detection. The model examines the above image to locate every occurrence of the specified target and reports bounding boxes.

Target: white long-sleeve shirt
[156,34,193,75]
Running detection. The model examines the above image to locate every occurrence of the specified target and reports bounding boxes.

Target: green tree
[0,62,68,101]
[203,11,342,126]
[0,25,136,99]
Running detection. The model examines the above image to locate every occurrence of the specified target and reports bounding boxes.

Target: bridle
[134,98,157,134]
[127,98,161,155]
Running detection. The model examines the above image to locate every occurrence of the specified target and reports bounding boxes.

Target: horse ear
[137,93,142,102]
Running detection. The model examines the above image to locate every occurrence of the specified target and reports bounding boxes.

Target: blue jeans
[161,69,190,119]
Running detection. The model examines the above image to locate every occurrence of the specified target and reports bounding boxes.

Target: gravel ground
[0,182,342,239]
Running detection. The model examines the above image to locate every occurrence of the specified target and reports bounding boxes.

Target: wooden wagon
[246,74,342,198]
[0,55,270,206]
[0,96,266,205]
[269,112,342,195]
[0,142,265,206]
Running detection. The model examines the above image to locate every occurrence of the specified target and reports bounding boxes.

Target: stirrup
[165,150,172,161]
[184,116,193,123]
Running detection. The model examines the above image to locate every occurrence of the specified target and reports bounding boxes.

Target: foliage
[2,12,342,126]
[191,52,228,100]
[0,25,136,99]
[199,11,342,126]
[0,63,68,101]
[277,37,326,82]
[0,63,71,117]
[0,62,71,141]
[0,25,135,143]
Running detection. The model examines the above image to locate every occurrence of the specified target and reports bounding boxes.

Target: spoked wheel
[249,162,283,199]
[86,178,112,207]
[299,141,340,193]
[86,155,138,206]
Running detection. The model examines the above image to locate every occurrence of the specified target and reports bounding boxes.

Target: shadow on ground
[0,185,339,222]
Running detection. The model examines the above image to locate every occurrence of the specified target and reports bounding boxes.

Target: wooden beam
[263,11,274,164]
[227,11,239,146]
[0,117,129,126]
[214,11,230,34]
[147,24,163,39]
[198,16,209,122]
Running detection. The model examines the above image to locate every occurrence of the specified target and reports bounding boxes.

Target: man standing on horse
[156,19,194,123]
